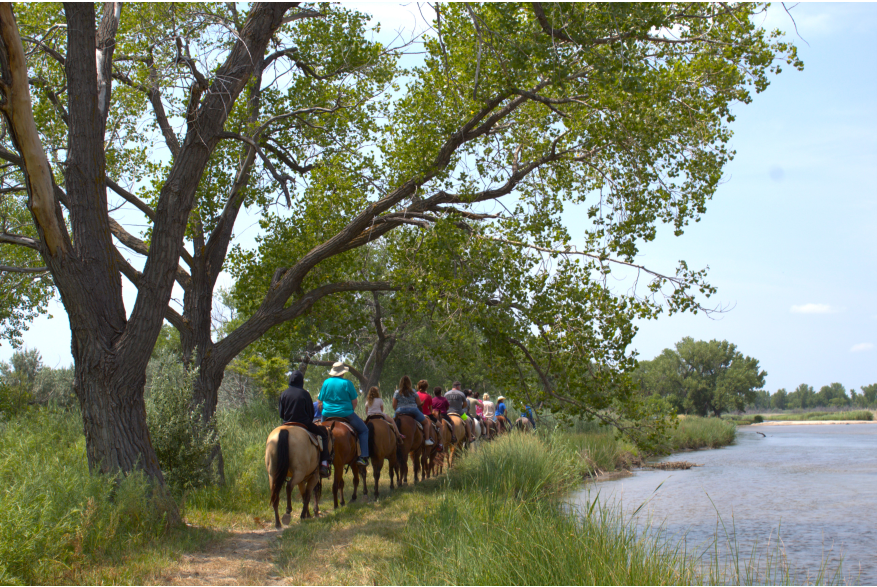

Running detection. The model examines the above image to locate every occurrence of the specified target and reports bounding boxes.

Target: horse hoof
[281,513,291,525]
[275,523,282,530]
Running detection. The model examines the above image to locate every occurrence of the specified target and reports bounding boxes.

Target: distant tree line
[749,382,877,411]
[635,337,876,415]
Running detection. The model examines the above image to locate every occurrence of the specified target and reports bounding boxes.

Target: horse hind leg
[281,479,293,525]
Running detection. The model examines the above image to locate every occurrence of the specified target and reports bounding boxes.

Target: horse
[419,416,441,480]
[320,418,367,509]
[265,424,329,528]
[366,416,399,499]
[394,414,424,485]
[483,418,499,441]
[515,416,534,432]
[446,414,468,467]
[496,414,510,435]
[469,416,485,449]
[430,448,446,477]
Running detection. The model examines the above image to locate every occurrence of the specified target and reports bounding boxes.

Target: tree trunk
[75,361,163,481]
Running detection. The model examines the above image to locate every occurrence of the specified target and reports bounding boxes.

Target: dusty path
[162,526,284,586]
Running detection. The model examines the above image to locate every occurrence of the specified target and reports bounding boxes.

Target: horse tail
[270,428,290,507]
[367,420,376,460]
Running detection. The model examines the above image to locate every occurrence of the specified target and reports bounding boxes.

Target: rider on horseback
[392,376,435,446]
[279,370,331,478]
[365,386,405,445]
[431,386,458,445]
[446,383,474,442]
[318,362,370,466]
[495,395,508,431]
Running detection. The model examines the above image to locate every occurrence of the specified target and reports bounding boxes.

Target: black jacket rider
[279,370,330,465]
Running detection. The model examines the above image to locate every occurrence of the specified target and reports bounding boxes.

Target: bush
[145,352,217,495]
[753,414,764,423]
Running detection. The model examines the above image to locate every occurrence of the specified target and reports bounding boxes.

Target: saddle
[321,417,361,457]
[396,412,424,433]
[281,422,323,451]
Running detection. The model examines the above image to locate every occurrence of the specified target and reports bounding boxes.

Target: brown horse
[496,414,511,434]
[483,418,499,441]
[366,416,399,499]
[320,419,367,509]
[419,416,441,480]
[446,414,468,467]
[265,425,328,528]
[430,449,446,477]
[394,414,424,485]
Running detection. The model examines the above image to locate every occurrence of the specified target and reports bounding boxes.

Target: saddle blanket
[282,422,323,451]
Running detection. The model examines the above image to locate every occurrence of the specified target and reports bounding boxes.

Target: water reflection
[572,424,877,584]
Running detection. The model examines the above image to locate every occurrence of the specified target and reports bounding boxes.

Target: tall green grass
[670,416,737,450]
[0,408,174,585]
[383,433,694,585]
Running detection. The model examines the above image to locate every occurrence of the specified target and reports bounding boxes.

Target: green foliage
[636,338,766,417]
[771,388,788,410]
[0,348,43,415]
[861,383,877,407]
[0,407,172,585]
[816,382,849,408]
[753,415,764,423]
[752,410,873,422]
[145,353,217,494]
[786,383,815,409]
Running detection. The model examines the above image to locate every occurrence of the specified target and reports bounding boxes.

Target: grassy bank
[275,433,696,585]
[0,404,740,585]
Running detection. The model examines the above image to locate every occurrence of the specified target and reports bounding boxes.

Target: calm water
[572,424,877,584]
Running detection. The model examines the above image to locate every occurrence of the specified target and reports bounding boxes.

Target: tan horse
[515,416,534,432]
[446,414,468,467]
[366,416,399,499]
[394,414,424,485]
[265,425,328,528]
[320,419,367,509]
[483,418,499,440]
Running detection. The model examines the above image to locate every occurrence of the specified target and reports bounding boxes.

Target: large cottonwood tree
[0,2,799,483]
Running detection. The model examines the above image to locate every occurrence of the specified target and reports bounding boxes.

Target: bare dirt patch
[162,523,283,586]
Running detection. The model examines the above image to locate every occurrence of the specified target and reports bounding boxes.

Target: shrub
[145,352,217,495]
[753,414,764,423]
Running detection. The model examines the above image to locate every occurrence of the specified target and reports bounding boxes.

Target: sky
[4,3,875,395]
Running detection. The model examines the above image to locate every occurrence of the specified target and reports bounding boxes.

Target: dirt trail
[163,525,284,586]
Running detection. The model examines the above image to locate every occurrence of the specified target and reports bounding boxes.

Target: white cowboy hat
[327,361,349,377]
[497,395,506,401]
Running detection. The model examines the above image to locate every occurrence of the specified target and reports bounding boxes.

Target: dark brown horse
[483,418,499,440]
[496,414,510,435]
[394,414,424,485]
[366,416,399,499]
[265,425,328,527]
[320,419,367,508]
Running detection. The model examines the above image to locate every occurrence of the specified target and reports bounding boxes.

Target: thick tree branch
[0,264,47,273]
[108,217,192,291]
[0,231,39,249]
[114,248,190,335]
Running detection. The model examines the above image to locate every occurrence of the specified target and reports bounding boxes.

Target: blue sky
[4,3,875,394]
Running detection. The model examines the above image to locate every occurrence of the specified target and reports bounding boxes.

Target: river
[572,424,877,584]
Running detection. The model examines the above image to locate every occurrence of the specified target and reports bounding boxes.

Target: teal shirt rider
[318,376,358,418]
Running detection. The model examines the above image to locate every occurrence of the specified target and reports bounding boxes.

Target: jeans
[395,406,425,423]
[323,412,369,458]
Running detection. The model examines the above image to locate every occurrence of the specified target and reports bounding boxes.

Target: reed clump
[669,416,737,450]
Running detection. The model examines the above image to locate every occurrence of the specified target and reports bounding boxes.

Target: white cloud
[790,303,837,314]
[851,343,874,353]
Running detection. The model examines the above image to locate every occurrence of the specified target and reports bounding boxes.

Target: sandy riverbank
[752,420,876,426]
